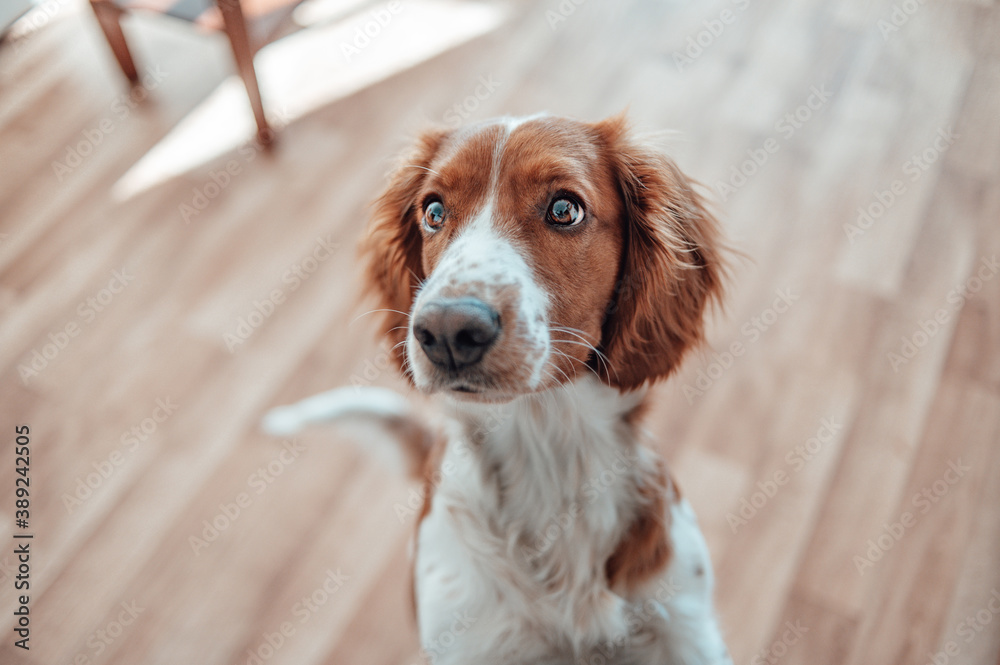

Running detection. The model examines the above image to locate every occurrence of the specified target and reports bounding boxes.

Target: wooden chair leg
[217,0,273,145]
[89,0,139,84]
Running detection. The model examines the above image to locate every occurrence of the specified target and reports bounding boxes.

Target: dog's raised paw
[260,406,303,436]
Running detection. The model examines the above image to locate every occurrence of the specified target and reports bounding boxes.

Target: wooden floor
[2,0,999,663]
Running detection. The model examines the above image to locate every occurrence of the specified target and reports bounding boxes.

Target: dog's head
[361,114,725,402]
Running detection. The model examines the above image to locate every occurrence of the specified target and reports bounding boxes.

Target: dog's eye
[423,199,446,230]
[547,196,584,227]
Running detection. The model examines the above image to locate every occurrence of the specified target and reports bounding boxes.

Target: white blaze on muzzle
[408,207,552,393]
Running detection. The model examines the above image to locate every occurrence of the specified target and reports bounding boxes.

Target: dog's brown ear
[593,115,726,390]
[360,128,449,375]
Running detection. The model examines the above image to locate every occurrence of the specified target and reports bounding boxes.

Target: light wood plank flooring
[1,0,998,663]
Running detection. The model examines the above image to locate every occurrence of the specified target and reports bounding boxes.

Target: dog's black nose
[413,298,501,370]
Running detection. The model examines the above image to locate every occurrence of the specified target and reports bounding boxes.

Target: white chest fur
[416,379,657,662]
[414,377,732,664]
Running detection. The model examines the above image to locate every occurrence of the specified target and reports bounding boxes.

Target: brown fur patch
[592,114,727,390]
[605,458,673,592]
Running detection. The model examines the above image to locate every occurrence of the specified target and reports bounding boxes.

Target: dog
[263,113,732,664]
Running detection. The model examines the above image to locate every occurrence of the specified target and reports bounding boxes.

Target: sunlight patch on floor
[292,0,371,27]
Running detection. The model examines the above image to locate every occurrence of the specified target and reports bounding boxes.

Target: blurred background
[1,0,998,663]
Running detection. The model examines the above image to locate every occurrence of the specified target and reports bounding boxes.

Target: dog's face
[362,114,724,402]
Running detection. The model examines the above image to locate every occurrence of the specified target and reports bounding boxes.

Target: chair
[89,0,305,144]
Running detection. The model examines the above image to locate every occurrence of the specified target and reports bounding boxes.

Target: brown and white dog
[263,114,732,664]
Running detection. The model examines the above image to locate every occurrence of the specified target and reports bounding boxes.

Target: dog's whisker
[406,268,427,289]
[546,355,574,385]
[403,164,441,177]
[559,336,617,383]
[548,326,611,363]
[551,337,611,380]
[353,308,411,325]
[551,346,602,382]
[548,348,588,383]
